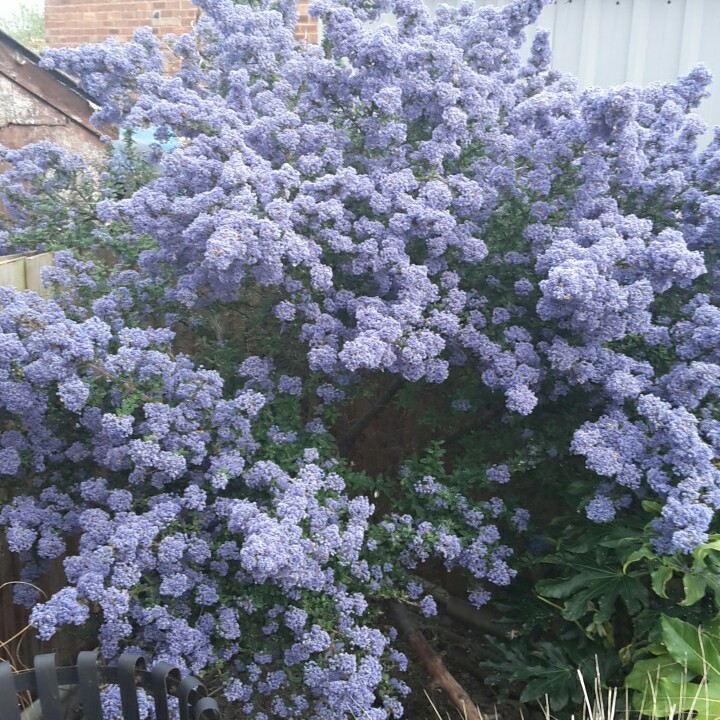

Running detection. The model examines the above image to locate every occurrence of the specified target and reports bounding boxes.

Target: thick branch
[338,378,404,456]
[420,579,510,640]
[391,603,483,720]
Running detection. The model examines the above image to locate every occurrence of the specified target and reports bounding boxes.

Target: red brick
[45,0,318,47]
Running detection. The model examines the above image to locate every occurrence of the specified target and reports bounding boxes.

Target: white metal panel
[419,0,720,131]
[593,0,633,88]
[526,0,720,131]
[625,0,653,85]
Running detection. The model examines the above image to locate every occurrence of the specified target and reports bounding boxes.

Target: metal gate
[0,652,221,720]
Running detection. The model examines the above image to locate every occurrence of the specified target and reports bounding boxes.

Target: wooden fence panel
[0,256,26,292]
[24,253,54,298]
[0,517,72,670]
[0,253,54,297]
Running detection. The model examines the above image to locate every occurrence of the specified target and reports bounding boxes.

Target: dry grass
[425,689,491,720]
[424,655,716,720]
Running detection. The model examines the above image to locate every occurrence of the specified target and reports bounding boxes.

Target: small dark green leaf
[680,574,708,607]
[651,566,673,599]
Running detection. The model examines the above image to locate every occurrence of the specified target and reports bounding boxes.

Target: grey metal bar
[117,653,146,720]
[4,653,220,720]
[33,655,61,720]
[0,662,22,720]
[192,695,221,720]
[76,652,103,720]
[177,676,205,720]
[151,661,181,720]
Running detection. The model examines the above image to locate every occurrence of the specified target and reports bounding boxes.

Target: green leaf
[681,574,708,607]
[518,667,572,709]
[536,563,649,623]
[691,683,720,720]
[694,538,720,563]
[651,566,674,599]
[623,546,656,572]
[661,616,720,681]
[536,573,591,600]
[633,678,720,720]
[625,654,686,692]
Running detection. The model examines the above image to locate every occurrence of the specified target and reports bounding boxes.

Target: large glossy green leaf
[661,615,720,681]
[625,653,687,692]
[633,678,720,720]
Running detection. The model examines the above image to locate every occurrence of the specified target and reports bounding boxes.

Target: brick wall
[45,0,319,47]
[296,3,318,43]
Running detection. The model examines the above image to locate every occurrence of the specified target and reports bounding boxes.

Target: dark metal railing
[0,651,221,720]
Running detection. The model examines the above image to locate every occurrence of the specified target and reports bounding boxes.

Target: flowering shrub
[1,0,720,715]
[0,289,414,717]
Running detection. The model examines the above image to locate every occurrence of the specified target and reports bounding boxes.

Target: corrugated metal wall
[422,0,720,132]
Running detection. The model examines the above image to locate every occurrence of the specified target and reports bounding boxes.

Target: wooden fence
[0,253,54,298]
[0,492,72,671]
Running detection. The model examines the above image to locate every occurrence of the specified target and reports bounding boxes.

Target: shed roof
[0,29,113,140]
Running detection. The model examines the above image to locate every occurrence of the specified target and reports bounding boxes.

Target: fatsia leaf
[536,563,648,623]
[536,573,591,599]
[518,666,574,709]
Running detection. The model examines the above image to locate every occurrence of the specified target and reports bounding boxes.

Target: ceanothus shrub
[0,0,720,714]
[35,0,719,550]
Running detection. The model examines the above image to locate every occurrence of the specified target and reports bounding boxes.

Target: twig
[391,603,484,720]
